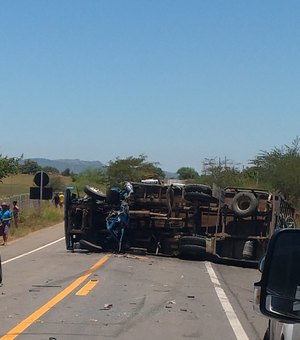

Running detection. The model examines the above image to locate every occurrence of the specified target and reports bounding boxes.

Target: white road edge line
[205,261,249,340]
[2,237,65,265]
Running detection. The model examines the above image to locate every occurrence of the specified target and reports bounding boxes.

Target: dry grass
[1,174,34,197]
[0,174,69,241]
[8,204,64,241]
[0,174,71,197]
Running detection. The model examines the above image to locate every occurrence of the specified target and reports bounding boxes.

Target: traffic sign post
[29,187,53,200]
[30,171,52,201]
[40,171,43,206]
[33,171,50,187]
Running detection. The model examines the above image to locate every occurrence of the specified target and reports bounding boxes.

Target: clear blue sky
[1,1,300,172]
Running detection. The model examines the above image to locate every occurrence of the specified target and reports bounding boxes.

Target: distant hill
[28,158,104,173]
[27,158,178,178]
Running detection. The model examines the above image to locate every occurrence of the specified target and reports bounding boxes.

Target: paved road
[0,223,268,339]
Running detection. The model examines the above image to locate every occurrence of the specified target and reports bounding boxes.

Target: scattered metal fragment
[100,303,113,310]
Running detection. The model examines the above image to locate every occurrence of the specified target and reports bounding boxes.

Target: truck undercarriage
[64,183,295,264]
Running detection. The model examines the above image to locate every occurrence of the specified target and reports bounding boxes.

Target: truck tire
[179,244,206,257]
[84,185,106,200]
[184,184,212,195]
[184,192,217,203]
[180,236,206,247]
[231,192,258,218]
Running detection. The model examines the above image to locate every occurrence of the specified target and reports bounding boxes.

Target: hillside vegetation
[0,174,72,198]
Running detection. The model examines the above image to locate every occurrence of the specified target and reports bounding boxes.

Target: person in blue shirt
[0,203,12,245]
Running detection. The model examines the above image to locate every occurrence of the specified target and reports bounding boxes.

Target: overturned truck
[64,182,295,265]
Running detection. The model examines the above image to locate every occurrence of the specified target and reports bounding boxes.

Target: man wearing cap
[0,203,12,245]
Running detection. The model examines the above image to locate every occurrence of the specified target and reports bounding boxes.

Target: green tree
[0,155,20,181]
[250,137,300,202]
[176,167,199,180]
[43,166,60,174]
[19,159,41,174]
[240,166,260,188]
[106,155,164,187]
[73,168,107,192]
[49,176,65,192]
[61,168,71,176]
[200,158,242,187]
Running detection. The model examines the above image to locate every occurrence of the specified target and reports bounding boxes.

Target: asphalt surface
[0,223,268,339]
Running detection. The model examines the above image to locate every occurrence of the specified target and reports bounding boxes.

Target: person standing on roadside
[12,201,20,228]
[53,193,59,208]
[0,203,12,245]
[59,192,64,208]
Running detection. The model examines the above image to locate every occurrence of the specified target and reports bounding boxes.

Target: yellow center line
[0,254,111,340]
[75,279,99,296]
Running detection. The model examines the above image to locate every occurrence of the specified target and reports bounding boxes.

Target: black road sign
[33,171,50,187]
[30,187,53,200]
